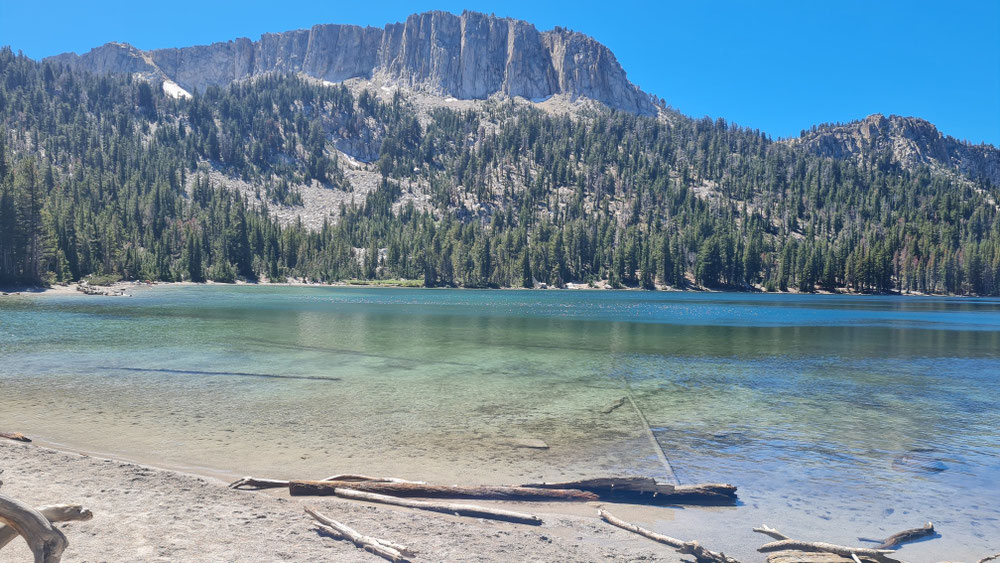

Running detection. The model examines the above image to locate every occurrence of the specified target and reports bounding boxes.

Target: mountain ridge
[792,113,1000,186]
[46,10,657,115]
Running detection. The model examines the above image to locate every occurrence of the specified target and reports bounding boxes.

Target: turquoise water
[1,286,998,560]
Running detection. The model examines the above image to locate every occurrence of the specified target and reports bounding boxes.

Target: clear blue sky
[2,0,998,145]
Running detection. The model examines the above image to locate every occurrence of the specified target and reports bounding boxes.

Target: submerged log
[862,521,935,549]
[522,477,737,505]
[0,494,68,563]
[333,488,542,525]
[0,504,93,550]
[305,506,413,562]
[601,397,627,414]
[0,432,31,443]
[598,508,740,563]
[290,480,597,501]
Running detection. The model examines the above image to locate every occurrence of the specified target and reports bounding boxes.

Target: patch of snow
[162,80,192,99]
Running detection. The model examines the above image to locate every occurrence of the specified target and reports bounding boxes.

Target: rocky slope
[790,114,1000,186]
[47,10,656,115]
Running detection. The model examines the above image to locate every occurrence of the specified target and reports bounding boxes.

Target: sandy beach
[0,439,687,562]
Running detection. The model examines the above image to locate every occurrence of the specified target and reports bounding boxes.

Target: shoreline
[1,279,958,298]
[4,432,993,562]
[0,437,685,562]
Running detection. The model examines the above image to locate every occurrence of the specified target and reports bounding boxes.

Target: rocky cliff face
[791,114,1000,186]
[47,11,656,115]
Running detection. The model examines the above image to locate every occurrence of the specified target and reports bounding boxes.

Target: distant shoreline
[0,279,952,298]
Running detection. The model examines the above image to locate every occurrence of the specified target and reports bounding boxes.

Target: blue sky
[2,1,998,145]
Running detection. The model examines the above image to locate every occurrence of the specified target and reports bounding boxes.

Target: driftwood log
[523,477,737,505]
[0,432,31,443]
[0,494,69,563]
[0,504,93,549]
[758,540,896,559]
[753,525,900,563]
[305,506,413,562]
[860,521,934,549]
[290,480,598,501]
[230,474,422,490]
[333,487,542,525]
[764,553,866,563]
[598,508,740,563]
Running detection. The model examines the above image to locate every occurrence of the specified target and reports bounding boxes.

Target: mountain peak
[792,113,999,185]
[45,11,656,115]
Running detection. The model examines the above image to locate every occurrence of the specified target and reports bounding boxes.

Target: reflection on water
[1,287,998,560]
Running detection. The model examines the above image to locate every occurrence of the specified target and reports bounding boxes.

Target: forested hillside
[2,47,999,294]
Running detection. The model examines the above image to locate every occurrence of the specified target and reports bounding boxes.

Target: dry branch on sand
[290,480,598,501]
[0,504,93,549]
[753,525,900,563]
[332,487,543,525]
[0,494,70,563]
[305,506,414,562]
[598,508,740,563]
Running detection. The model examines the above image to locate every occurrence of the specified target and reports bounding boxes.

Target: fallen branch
[754,525,903,563]
[230,474,422,490]
[522,477,737,505]
[978,554,1000,563]
[0,504,93,549]
[0,432,31,443]
[753,524,790,541]
[333,487,542,525]
[861,522,934,549]
[305,506,413,562]
[598,508,740,563]
[0,494,68,563]
[757,539,896,559]
[764,552,877,563]
[290,480,597,501]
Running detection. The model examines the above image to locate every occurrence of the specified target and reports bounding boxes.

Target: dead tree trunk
[0,504,93,549]
[0,494,68,563]
[522,477,737,505]
[230,474,422,490]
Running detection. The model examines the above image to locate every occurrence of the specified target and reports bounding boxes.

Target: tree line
[1,47,998,294]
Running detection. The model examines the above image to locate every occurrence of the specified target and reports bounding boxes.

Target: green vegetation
[1,48,998,294]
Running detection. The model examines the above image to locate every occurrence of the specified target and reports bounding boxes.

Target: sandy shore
[0,440,685,562]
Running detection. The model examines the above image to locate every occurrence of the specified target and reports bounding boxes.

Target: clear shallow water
[1,287,998,560]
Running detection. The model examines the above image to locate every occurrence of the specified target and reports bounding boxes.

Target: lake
[2,286,998,560]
